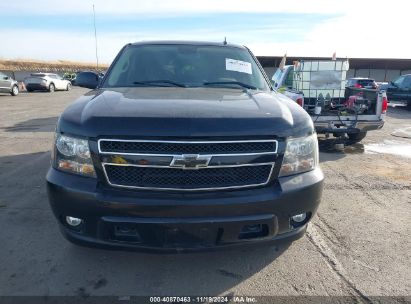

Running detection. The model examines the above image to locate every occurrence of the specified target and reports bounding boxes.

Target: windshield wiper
[133,80,186,87]
[202,81,257,90]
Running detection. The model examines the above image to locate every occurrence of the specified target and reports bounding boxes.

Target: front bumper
[46,167,324,252]
[314,119,384,134]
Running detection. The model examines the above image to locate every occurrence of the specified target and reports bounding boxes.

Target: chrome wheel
[11,85,19,96]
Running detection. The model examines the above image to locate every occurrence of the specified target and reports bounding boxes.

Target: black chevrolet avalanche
[46,41,324,251]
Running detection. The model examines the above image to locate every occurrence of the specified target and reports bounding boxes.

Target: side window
[271,69,283,87]
[403,76,411,88]
[393,76,405,87]
[284,68,294,87]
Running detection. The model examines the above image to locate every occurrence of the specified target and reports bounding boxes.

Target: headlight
[52,134,96,177]
[279,133,319,177]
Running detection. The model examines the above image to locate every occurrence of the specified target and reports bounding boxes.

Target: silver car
[24,73,71,92]
[0,72,19,96]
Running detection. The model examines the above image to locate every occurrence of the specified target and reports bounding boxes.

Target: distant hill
[0,59,109,72]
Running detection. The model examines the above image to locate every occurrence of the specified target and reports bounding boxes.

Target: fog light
[291,213,307,223]
[66,216,83,227]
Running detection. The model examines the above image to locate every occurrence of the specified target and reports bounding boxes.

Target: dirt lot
[0,88,410,301]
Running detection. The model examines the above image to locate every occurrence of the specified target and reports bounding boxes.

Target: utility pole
[93,4,99,71]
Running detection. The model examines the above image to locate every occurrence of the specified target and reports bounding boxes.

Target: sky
[0,0,410,64]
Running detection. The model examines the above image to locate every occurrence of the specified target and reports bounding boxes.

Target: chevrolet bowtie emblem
[170,154,212,169]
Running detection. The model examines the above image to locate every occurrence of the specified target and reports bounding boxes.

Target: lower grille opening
[109,223,216,247]
[104,164,272,190]
[103,216,276,247]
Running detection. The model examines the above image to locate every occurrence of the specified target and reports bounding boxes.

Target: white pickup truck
[271,61,387,143]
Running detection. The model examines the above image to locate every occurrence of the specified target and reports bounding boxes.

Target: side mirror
[390,81,397,87]
[85,80,98,89]
[77,74,99,89]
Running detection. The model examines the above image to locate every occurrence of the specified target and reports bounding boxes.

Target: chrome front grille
[99,139,277,155]
[98,139,278,191]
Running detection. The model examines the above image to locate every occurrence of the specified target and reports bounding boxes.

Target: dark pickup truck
[46,41,324,252]
[386,74,411,110]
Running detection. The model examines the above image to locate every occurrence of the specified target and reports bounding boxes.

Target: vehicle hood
[58,87,313,138]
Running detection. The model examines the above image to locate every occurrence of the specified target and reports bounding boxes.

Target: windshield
[393,76,405,87]
[102,44,270,90]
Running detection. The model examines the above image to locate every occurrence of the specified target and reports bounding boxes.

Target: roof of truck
[129,40,246,49]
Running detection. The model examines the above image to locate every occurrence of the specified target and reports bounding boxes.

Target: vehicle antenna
[92,4,99,71]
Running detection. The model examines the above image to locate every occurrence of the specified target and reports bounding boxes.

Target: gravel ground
[0,88,410,301]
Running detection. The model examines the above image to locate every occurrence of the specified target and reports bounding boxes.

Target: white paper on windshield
[225,58,252,74]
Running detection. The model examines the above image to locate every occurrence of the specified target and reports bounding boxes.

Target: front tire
[66,83,71,91]
[348,131,367,143]
[11,85,19,96]
[49,83,55,93]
